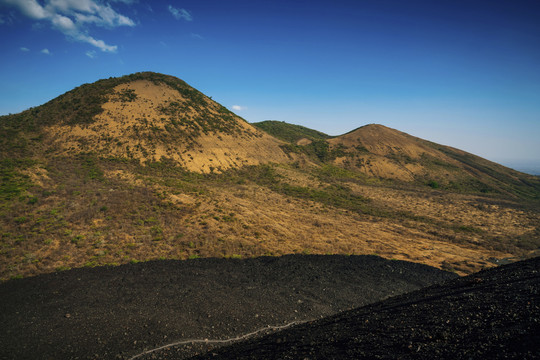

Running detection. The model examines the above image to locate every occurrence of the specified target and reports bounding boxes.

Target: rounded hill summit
[7,72,293,173]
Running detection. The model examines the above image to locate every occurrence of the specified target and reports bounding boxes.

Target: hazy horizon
[499,161,540,176]
[1,0,539,168]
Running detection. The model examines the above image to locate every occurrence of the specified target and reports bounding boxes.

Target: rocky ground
[189,256,540,360]
[0,255,456,359]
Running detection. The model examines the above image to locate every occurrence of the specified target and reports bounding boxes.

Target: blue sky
[1,0,540,173]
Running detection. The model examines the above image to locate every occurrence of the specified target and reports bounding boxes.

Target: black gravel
[0,255,456,359]
[190,256,540,360]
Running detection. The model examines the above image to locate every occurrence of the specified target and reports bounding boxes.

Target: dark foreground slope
[191,256,540,360]
[0,255,455,360]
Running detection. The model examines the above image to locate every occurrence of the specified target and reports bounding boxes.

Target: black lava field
[2,255,538,359]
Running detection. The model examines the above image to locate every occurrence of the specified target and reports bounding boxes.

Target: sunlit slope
[0,76,538,281]
[0,72,293,173]
[329,124,540,198]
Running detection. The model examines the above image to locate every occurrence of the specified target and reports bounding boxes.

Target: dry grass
[42,80,293,173]
[1,76,539,281]
[1,158,538,280]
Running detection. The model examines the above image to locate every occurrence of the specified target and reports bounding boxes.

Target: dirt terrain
[0,255,456,359]
[190,256,540,360]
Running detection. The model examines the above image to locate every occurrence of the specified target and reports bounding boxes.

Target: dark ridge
[190,256,540,360]
[0,255,456,359]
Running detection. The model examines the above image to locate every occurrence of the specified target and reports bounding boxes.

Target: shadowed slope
[0,255,457,359]
[191,256,540,360]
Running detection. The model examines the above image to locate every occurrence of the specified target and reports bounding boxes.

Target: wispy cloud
[168,5,192,21]
[110,0,137,4]
[86,50,96,58]
[41,48,50,55]
[190,33,203,40]
[231,105,246,111]
[20,46,30,51]
[1,0,136,52]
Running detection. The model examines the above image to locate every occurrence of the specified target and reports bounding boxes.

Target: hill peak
[327,123,540,197]
[331,123,431,159]
[1,72,293,172]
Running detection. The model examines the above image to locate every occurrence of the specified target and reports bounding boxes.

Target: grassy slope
[326,124,540,200]
[0,76,539,280]
[429,142,540,199]
[1,156,539,280]
[253,120,331,143]
[0,72,244,160]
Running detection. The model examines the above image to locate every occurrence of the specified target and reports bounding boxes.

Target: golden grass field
[1,72,538,280]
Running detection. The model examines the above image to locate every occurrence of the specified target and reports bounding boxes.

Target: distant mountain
[0,72,293,173]
[2,73,536,195]
[502,162,540,176]
[249,121,540,199]
[253,120,331,144]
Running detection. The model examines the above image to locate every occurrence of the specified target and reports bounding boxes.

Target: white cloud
[85,50,96,58]
[51,13,77,32]
[168,5,192,21]
[231,105,246,111]
[79,33,117,52]
[41,48,50,54]
[190,33,203,40]
[2,0,49,19]
[20,46,30,51]
[48,0,96,14]
[72,4,135,27]
[1,0,135,52]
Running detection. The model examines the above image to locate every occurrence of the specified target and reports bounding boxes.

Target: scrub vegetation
[0,72,539,280]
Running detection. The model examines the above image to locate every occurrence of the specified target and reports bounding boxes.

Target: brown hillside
[328,124,540,198]
[1,75,539,281]
[16,73,293,172]
[329,124,464,181]
[333,124,436,158]
[45,78,292,172]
